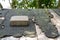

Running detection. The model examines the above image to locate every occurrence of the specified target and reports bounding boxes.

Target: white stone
[25,37,37,40]
[38,34,48,40]
[1,36,19,40]
[20,36,37,40]
[10,16,29,21]
[10,16,29,26]
[56,37,60,40]
[0,17,5,20]
[48,38,55,40]
[20,36,26,40]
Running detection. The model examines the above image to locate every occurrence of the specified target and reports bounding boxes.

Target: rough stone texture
[0,9,60,40]
[0,9,8,24]
[44,23,59,38]
[10,16,29,26]
[0,9,36,38]
[35,9,59,38]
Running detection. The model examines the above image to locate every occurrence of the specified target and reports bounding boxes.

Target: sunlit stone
[10,16,29,26]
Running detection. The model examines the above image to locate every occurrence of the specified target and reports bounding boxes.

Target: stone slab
[0,9,59,39]
[0,9,36,38]
[10,16,29,26]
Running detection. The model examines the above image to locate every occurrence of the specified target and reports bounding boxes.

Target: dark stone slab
[0,9,59,38]
[44,23,59,38]
[0,9,36,38]
[53,9,60,16]
[0,10,9,29]
[35,9,59,38]
[0,10,9,17]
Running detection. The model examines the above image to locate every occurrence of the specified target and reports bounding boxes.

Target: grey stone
[44,23,59,38]
[0,9,36,38]
[13,33,22,38]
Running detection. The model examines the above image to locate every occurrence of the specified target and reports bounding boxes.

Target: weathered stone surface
[0,17,5,29]
[0,9,60,40]
[44,23,59,38]
[0,10,36,38]
[10,16,29,26]
[24,31,36,37]
[0,17,5,24]
[13,33,22,38]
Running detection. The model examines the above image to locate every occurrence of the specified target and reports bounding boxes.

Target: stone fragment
[10,16,29,26]
[45,23,59,38]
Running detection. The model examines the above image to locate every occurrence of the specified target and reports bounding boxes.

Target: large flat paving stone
[0,9,36,38]
[0,9,59,39]
[35,9,59,38]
